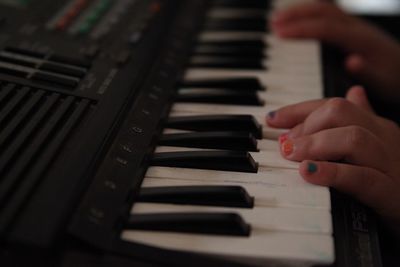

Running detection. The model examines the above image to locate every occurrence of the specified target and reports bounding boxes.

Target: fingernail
[307,162,318,174]
[267,111,276,119]
[281,139,294,156]
[278,133,288,144]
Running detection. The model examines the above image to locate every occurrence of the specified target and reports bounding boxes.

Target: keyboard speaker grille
[0,80,94,234]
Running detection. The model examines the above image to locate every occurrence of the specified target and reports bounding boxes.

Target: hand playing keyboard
[271,1,400,102]
[267,86,400,236]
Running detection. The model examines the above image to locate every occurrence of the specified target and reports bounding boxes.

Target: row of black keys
[126,1,271,237]
[183,40,269,105]
[133,186,253,237]
[192,39,268,70]
[131,113,263,236]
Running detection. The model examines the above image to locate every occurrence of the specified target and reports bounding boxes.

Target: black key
[159,132,258,151]
[181,77,265,91]
[214,0,271,9]
[205,18,268,32]
[151,151,258,173]
[198,40,267,50]
[191,57,265,70]
[139,186,254,208]
[31,72,79,88]
[177,89,264,106]
[194,45,266,58]
[39,62,86,78]
[166,115,263,139]
[126,212,251,236]
[49,54,91,68]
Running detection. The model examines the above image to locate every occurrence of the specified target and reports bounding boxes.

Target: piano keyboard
[121,0,335,266]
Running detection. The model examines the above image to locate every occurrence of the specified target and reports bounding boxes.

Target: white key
[121,230,334,266]
[171,102,280,117]
[146,166,320,189]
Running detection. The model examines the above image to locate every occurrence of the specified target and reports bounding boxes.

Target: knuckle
[383,118,399,132]
[298,136,313,156]
[346,126,370,148]
[322,98,349,124]
[326,97,348,112]
[307,136,323,158]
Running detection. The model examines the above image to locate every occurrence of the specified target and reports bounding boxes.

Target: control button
[115,50,131,66]
[40,62,86,78]
[49,54,91,68]
[31,72,79,88]
[129,32,142,45]
[82,45,100,59]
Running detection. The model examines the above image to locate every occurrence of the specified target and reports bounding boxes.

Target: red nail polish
[281,140,294,156]
[279,133,288,144]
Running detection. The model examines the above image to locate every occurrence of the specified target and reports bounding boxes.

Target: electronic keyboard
[0,0,382,266]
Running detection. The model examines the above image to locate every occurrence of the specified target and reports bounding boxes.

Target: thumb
[299,160,389,216]
[345,53,367,74]
[345,85,374,113]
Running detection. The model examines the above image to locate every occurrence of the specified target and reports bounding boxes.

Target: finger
[345,54,366,74]
[266,99,326,128]
[344,54,391,94]
[281,126,389,171]
[345,54,376,83]
[345,85,374,113]
[288,98,378,138]
[273,17,353,47]
[273,16,381,56]
[299,160,390,215]
[272,2,343,25]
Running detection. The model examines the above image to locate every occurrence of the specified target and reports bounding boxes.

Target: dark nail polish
[268,111,276,119]
[307,162,318,174]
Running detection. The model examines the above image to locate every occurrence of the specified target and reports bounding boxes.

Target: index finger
[272,1,344,24]
[266,99,327,129]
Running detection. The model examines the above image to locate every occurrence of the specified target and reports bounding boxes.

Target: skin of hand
[266,86,400,233]
[271,1,400,102]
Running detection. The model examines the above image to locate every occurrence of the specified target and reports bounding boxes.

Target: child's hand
[267,86,400,231]
[271,1,400,101]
